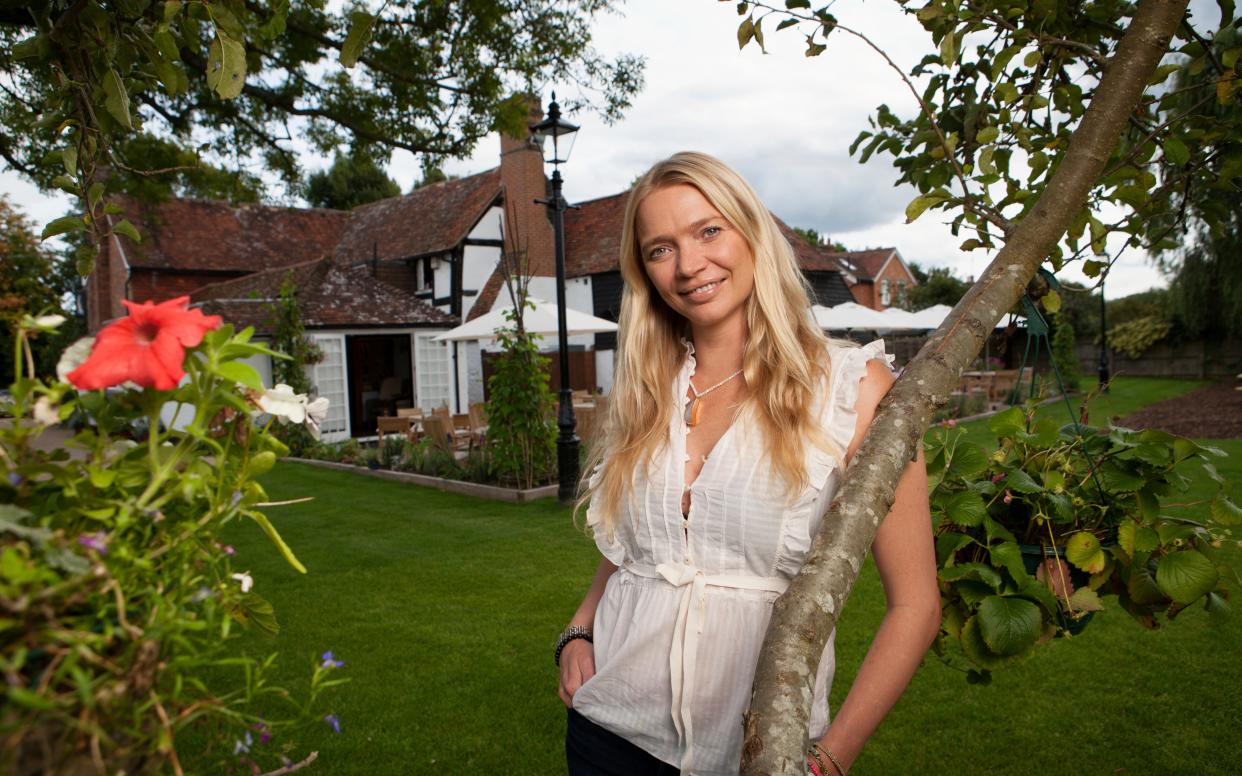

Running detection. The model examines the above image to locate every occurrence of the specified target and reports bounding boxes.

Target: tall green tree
[901,261,970,309]
[304,149,400,210]
[0,197,82,383]
[1167,212,1242,339]
[732,2,1241,772]
[0,1,644,272]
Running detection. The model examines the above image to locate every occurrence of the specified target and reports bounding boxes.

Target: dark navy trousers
[565,709,680,776]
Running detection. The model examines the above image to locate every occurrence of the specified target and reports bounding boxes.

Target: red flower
[68,296,222,391]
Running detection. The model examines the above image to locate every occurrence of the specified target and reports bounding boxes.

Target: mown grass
[187,376,1240,775]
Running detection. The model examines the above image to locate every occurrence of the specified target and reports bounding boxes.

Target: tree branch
[741,1,1191,773]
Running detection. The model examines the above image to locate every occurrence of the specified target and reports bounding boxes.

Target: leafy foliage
[486,308,556,490]
[1050,312,1082,392]
[1,318,344,773]
[902,262,971,310]
[305,150,400,210]
[925,402,1239,679]
[1167,212,1242,339]
[0,197,82,384]
[0,0,644,273]
[264,275,323,456]
[1107,315,1174,359]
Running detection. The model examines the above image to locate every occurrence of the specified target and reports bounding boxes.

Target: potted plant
[925,401,1240,681]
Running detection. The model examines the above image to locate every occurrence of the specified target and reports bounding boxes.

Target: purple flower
[219,543,236,556]
[253,720,271,745]
[321,650,344,669]
[323,713,341,733]
[77,531,109,555]
[7,472,24,487]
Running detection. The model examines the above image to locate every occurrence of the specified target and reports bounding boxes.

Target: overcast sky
[2,0,1182,299]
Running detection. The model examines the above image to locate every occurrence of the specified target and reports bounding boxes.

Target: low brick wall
[283,458,559,504]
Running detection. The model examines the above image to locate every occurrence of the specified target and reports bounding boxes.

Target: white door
[413,333,452,410]
[309,334,350,442]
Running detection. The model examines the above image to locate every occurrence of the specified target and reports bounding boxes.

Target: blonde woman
[555,152,939,776]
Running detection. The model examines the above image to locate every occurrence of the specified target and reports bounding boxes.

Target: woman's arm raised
[558,557,619,708]
[813,359,940,773]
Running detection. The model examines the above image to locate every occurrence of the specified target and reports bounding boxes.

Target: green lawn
[191,377,1240,775]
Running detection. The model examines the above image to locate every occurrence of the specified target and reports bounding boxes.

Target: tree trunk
[741,1,1191,772]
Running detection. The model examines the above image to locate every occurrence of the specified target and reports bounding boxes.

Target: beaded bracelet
[813,743,845,776]
[554,625,593,667]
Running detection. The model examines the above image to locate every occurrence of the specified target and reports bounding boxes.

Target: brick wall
[499,104,555,279]
[873,258,915,310]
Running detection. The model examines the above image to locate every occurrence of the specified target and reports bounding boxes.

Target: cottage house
[86,122,891,441]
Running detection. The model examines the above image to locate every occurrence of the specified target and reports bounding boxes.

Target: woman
[556,152,939,776]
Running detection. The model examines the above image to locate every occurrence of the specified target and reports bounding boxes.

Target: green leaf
[737,17,755,49]
[206,31,247,99]
[1082,259,1105,277]
[1210,496,1242,525]
[1004,469,1042,494]
[987,406,1025,436]
[977,596,1041,656]
[1042,289,1061,314]
[341,10,377,67]
[231,592,280,636]
[945,490,987,527]
[11,34,48,60]
[111,219,141,243]
[1065,532,1106,573]
[976,126,999,144]
[1163,137,1190,166]
[1023,49,1042,68]
[1069,587,1104,613]
[939,30,957,66]
[905,190,951,223]
[939,562,1003,589]
[247,512,307,574]
[960,614,1026,669]
[947,443,989,479]
[1118,521,1137,556]
[102,69,133,130]
[989,541,1030,583]
[41,214,86,240]
[61,145,77,176]
[1100,462,1146,493]
[1155,550,1219,605]
[785,0,810,7]
[215,360,262,389]
[1204,590,1230,623]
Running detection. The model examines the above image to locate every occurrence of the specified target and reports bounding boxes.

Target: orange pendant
[684,397,701,426]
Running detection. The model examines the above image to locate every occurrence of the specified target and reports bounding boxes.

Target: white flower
[231,571,254,593]
[33,314,67,330]
[257,383,307,424]
[33,396,59,426]
[56,336,96,383]
[305,396,330,439]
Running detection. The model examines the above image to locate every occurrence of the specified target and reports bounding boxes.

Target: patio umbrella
[433,297,619,342]
[811,302,896,330]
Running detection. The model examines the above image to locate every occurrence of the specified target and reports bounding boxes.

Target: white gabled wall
[462,206,504,320]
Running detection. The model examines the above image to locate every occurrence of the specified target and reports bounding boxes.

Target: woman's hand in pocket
[558,639,596,708]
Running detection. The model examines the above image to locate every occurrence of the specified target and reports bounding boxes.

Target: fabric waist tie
[621,562,790,773]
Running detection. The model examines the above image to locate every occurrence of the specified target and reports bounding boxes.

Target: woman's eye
[703,226,722,238]
[648,246,670,260]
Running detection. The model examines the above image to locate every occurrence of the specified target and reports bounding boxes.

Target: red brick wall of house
[87,235,131,331]
[499,104,555,278]
[850,282,874,308]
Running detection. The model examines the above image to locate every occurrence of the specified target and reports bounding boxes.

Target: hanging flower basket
[927,402,1240,681]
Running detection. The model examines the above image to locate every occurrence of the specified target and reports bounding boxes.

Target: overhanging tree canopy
[0,0,644,271]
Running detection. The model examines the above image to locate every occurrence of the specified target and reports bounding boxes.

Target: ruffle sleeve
[584,464,627,566]
[825,339,896,454]
[773,339,894,579]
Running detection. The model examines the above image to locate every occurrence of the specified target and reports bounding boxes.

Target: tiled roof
[193,256,456,335]
[333,168,502,264]
[830,248,896,280]
[564,191,629,278]
[772,218,849,273]
[114,196,351,272]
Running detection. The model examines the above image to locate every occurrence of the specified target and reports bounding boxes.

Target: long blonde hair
[580,152,839,534]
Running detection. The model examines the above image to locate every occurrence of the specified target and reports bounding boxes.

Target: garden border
[283,458,560,503]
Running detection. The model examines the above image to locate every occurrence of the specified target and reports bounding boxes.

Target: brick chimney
[499,96,556,278]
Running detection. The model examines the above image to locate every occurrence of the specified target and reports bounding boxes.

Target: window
[413,333,452,410]
[880,279,891,306]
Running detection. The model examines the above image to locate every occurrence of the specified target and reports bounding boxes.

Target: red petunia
[68,296,222,391]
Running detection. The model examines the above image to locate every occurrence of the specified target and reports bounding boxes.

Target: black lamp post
[1097,256,1110,392]
[531,93,581,504]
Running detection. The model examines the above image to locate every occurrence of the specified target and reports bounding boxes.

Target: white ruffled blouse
[573,339,894,776]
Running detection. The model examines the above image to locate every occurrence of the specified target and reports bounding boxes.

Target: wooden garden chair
[467,402,489,445]
[376,415,418,445]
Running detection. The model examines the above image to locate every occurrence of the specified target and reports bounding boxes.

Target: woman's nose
[676,244,707,277]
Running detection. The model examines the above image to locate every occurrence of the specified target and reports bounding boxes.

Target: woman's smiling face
[635,184,756,337]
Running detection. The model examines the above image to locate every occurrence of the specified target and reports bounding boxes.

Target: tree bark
[741,1,1191,773]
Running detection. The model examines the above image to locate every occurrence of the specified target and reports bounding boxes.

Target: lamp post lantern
[1097,255,1110,392]
[531,93,581,504]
